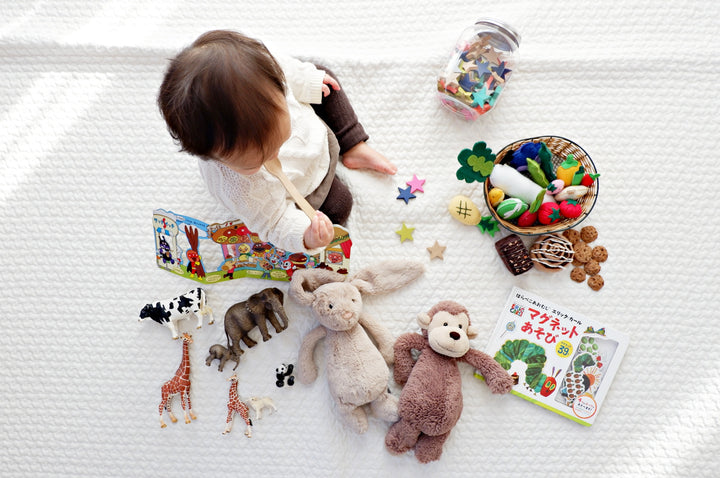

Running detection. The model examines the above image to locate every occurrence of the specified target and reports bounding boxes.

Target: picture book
[477,286,628,426]
[152,209,352,284]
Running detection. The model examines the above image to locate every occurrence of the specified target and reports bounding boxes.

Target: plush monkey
[385,300,513,463]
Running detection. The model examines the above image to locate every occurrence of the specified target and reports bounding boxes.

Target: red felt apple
[559,200,582,218]
[538,202,562,225]
[517,211,538,227]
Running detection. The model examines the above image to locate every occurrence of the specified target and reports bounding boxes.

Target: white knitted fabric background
[2,1,719,476]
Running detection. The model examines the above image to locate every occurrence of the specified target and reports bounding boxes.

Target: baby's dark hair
[157,30,286,159]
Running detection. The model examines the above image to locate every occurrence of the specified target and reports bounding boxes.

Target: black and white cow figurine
[139,288,214,339]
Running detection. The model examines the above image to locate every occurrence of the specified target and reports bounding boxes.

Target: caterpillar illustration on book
[493,339,551,395]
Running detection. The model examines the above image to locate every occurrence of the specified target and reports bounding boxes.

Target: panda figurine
[275,363,295,387]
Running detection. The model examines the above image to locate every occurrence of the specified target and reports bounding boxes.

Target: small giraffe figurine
[223,373,253,437]
[159,332,197,428]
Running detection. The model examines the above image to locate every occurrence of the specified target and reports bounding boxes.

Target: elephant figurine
[224,287,289,357]
[205,344,240,372]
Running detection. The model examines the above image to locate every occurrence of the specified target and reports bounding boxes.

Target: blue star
[475,59,493,77]
[492,61,511,80]
[396,186,416,204]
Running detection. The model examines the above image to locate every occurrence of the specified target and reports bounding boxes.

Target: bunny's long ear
[289,268,347,306]
[349,260,425,296]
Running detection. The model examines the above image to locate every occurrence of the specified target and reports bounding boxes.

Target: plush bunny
[289,260,425,433]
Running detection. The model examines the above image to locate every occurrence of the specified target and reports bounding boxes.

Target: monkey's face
[426,310,472,358]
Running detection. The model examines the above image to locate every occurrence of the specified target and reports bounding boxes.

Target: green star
[395,223,415,243]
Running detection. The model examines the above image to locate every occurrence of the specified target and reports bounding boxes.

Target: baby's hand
[322,74,341,97]
[303,211,334,250]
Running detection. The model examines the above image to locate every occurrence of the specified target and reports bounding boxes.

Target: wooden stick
[264,157,316,220]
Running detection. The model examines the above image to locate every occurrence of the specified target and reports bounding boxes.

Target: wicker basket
[484,136,599,236]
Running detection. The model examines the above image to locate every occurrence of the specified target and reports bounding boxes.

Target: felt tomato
[559,200,582,218]
[581,172,600,187]
[517,210,538,227]
[538,202,562,225]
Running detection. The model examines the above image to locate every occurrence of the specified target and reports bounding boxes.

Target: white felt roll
[489,164,556,205]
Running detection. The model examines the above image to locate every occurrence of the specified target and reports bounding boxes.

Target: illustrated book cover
[477,286,628,426]
[152,208,352,284]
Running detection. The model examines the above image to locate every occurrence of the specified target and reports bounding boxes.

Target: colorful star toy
[427,241,446,260]
[396,186,416,204]
[395,223,415,243]
[406,174,425,194]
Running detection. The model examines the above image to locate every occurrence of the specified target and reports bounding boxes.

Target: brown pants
[308,64,368,226]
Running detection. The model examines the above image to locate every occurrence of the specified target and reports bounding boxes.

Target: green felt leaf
[456,141,496,183]
[538,143,556,181]
[571,165,586,185]
[526,158,549,187]
[560,154,578,169]
[467,154,495,177]
[549,208,563,221]
[529,190,545,213]
[477,216,500,237]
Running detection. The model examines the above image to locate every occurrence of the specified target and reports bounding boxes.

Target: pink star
[406,174,426,194]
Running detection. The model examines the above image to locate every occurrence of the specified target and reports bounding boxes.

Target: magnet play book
[477,287,628,426]
[152,209,352,283]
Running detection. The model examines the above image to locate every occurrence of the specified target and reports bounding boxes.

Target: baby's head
[158,30,290,173]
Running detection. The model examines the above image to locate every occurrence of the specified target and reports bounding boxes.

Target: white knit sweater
[198,55,329,254]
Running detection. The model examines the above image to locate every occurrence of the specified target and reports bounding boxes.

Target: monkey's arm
[297,326,327,384]
[392,333,426,386]
[462,349,513,394]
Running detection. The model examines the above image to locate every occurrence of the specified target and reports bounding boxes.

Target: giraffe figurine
[223,373,253,437]
[159,332,197,428]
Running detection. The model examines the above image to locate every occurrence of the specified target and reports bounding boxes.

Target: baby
[158,30,396,253]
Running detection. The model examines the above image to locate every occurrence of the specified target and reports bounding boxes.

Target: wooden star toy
[427,241,446,260]
[406,174,425,193]
[395,223,415,243]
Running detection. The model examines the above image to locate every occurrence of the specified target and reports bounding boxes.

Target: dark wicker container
[484,136,599,236]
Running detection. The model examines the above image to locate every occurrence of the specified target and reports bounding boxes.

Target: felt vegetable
[546,179,565,195]
[526,158,549,187]
[571,165,586,186]
[526,190,544,214]
[556,185,589,201]
[456,141,496,183]
[517,210,538,227]
[509,142,542,171]
[496,198,528,220]
[488,187,505,207]
[538,202,562,225]
[489,164,555,205]
[555,154,581,186]
[448,195,482,225]
[581,172,600,187]
[559,200,583,219]
[449,195,500,236]
[538,143,556,181]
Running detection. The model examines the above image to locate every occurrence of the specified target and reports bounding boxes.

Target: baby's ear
[417,312,432,330]
[466,325,479,340]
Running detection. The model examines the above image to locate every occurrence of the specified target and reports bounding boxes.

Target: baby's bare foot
[342,142,397,175]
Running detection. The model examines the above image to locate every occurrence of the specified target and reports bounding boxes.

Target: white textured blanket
[2,1,719,476]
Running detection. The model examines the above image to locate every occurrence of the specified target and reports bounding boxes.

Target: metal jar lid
[475,18,521,47]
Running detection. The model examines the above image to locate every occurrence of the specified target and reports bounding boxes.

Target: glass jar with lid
[437,19,521,120]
